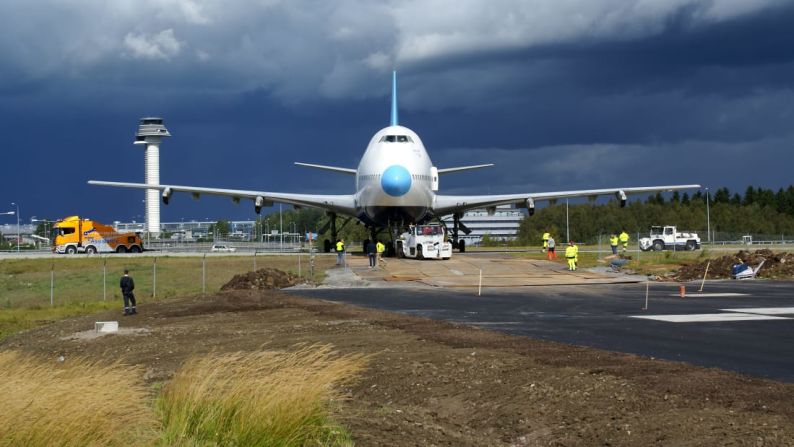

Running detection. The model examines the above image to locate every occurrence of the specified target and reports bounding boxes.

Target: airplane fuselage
[354,125,435,226]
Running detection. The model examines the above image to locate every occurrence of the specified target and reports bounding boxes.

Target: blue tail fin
[390,70,398,126]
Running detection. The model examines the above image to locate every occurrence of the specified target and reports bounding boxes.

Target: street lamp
[11,202,19,252]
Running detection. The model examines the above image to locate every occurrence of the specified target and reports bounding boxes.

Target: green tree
[743,186,755,206]
[714,187,731,204]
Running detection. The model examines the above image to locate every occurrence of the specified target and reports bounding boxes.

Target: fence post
[153,257,157,300]
[202,253,206,295]
[298,252,302,278]
[310,248,315,281]
[103,257,107,301]
[636,232,640,260]
[253,250,257,271]
[50,261,54,307]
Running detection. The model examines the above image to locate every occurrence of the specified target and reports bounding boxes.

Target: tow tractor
[396,224,452,260]
[639,225,700,251]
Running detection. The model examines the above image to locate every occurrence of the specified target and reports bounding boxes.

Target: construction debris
[220,268,302,290]
[676,249,794,281]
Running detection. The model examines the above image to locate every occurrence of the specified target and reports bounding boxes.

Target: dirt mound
[676,249,794,281]
[220,268,302,290]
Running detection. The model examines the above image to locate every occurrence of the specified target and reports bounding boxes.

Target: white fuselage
[354,125,435,226]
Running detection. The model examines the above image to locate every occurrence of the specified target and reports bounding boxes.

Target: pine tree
[714,187,730,204]
[743,186,755,206]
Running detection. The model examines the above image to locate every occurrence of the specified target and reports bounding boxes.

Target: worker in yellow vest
[335,239,345,265]
[619,231,629,254]
[376,240,386,268]
[565,241,578,271]
[609,233,619,255]
[542,232,550,253]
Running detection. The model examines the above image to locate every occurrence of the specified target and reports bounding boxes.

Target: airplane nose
[381,165,412,197]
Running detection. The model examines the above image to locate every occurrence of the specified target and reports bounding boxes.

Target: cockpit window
[379,135,413,143]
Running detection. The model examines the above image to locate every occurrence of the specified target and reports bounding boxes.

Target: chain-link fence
[0,252,332,309]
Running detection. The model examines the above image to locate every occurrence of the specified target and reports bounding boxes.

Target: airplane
[89,71,700,253]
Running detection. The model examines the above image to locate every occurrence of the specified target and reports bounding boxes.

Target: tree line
[516,185,794,245]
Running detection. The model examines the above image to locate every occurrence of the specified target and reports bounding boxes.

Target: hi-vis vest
[336,241,344,252]
[565,245,577,258]
[376,242,385,253]
[542,232,550,247]
[619,232,629,243]
[610,235,619,246]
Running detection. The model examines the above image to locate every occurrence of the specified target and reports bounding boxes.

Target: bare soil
[220,267,303,290]
[3,289,793,446]
[677,249,794,281]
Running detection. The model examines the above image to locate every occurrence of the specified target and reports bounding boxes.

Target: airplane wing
[437,164,494,175]
[87,180,357,216]
[432,184,701,216]
[294,162,357,175]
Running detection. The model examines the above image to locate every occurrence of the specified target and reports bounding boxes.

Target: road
[291,280,794,381]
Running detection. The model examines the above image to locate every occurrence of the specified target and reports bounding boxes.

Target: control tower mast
[134,117,171,236]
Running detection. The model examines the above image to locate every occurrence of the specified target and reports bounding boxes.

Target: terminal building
[441,205,526,245]
[114,220,256,240]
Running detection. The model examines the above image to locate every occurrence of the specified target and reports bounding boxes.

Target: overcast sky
[1,0,793,223]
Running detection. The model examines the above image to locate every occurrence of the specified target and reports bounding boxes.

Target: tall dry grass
[0,351,158,447]
[157,344,367,446]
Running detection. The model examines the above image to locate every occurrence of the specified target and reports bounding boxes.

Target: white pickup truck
[639,226,701,251]
[396,224,452,260]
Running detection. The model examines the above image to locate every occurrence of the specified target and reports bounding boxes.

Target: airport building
[441,205,526,245]
[114,220,258,240]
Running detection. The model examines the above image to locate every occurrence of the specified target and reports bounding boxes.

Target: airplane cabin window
[379,135,413,143]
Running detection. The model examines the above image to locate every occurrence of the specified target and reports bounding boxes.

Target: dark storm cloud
[1,0,792,222]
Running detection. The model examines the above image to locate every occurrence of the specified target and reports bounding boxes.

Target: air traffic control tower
[134,117,170,235]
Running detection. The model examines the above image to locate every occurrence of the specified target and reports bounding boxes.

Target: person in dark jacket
[120,269,137,315]
[366,240,377,269]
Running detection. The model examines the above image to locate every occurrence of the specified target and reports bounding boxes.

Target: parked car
[210,244,236,253]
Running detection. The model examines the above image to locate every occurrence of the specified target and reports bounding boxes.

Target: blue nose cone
[381,165,412,197]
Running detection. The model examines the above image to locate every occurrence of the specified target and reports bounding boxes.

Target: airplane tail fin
[390,70,398,126]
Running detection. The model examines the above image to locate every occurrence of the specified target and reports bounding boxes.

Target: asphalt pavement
[290,280,794,382]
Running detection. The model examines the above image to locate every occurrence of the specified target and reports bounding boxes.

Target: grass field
[0,254,335,341]
[0,346,366,446]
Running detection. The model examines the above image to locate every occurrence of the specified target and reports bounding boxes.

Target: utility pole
[705,187,711,244]
[279,204,283,252]
[11,202,19,252]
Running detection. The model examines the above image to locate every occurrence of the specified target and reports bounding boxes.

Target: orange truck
[53,216,144,254]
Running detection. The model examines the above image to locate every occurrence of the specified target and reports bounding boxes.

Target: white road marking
[631,313,790,323]
[722,307,794,315]
[667,293,747,297]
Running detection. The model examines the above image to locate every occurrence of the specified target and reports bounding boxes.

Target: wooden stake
[699,260,710,292]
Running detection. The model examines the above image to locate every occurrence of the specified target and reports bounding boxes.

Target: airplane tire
[459,240,466,253]
[416,245,424,260]
[323,239,331,253]
[396,242,405,258]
